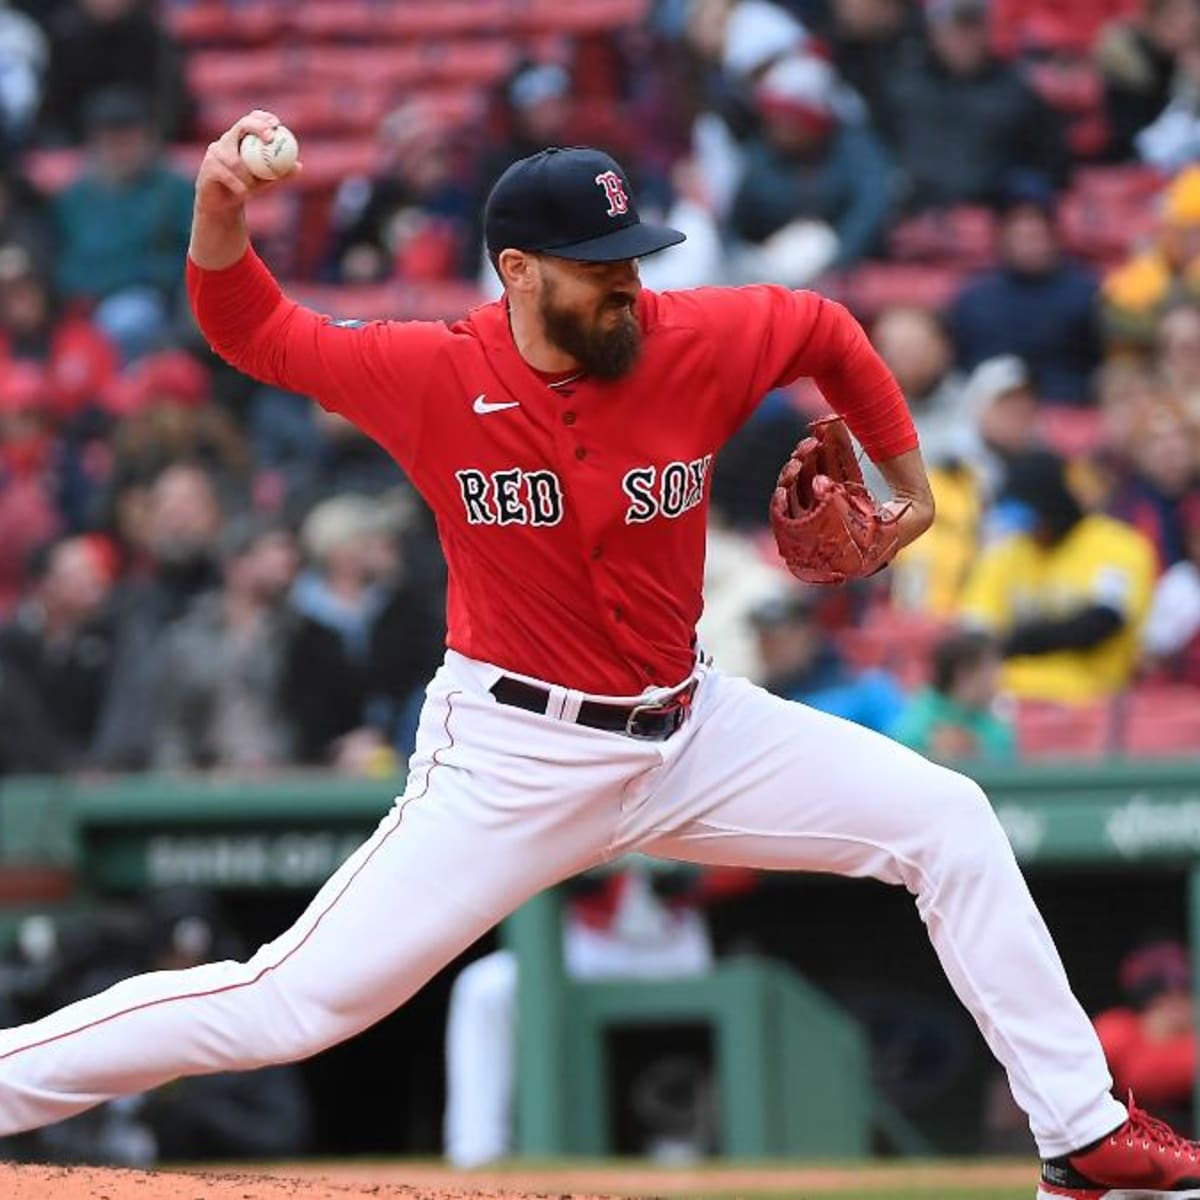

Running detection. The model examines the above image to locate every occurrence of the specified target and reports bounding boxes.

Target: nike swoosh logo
[473,394,520,415]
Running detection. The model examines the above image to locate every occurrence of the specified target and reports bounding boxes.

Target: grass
[691,1191,1031,1200]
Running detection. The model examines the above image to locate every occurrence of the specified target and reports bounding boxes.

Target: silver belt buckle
[624,699,668,739]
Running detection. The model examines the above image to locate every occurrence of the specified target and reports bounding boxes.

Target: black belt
[489,675,698,741]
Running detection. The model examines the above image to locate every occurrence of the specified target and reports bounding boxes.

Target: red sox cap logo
[595,170,629,218]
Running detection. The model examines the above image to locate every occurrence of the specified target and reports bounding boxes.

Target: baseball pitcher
[0,112,1195,1199]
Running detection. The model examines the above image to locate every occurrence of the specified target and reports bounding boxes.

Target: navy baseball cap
[484,147,686,263]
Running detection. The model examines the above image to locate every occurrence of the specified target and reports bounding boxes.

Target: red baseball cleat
[1039,1097,1200,1198]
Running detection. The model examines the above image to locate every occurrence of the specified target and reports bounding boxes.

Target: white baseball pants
[0,649,1125,1157]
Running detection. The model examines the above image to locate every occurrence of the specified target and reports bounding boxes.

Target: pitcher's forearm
[188,204,249,271]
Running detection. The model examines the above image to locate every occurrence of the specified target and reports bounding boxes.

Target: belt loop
[560,689,584,723]
[545,685,569,720]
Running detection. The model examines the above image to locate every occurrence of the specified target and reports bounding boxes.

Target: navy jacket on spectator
[883,45,1067,211]
[730,122,892,266]
[950,262,1101,404]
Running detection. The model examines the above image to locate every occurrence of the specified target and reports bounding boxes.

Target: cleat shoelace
[1113,1094,1199,1164]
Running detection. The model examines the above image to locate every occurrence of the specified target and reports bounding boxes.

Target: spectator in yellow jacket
[959,449,1156,704]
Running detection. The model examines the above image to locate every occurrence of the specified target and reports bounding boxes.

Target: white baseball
[239,125,299,181]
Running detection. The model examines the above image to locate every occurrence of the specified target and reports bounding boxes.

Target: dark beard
[539,290,642,381]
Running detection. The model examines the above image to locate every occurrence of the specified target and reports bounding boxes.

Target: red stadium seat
[1025,61,1103,115]
[21,148,83,193]
[187,47,293,96]
[292,282,486,323]
[1036,407,1103,457]
[1119,686,1200,756]
[166,0,286,45]
[887,207,996,268]
[515,0,651,34]
[378,0,513,39]
[1015,699,1115,759]
[837,611,947,690]
[836,264,966,322]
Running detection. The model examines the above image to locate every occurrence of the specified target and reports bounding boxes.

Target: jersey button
[591,545,602,559]
[575,446,587,460]
[562,411,577,426]
[612,606,624,622]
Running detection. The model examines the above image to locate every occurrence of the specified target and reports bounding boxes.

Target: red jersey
[188,250,915,694]
[1094,1007,1196,1112]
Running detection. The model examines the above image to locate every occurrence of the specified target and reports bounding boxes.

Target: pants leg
[443,950,518,1168]
[0,662,637,1135]
[625,670,1125,1159]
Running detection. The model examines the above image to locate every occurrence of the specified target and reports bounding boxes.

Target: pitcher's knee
[918,769,1012,882]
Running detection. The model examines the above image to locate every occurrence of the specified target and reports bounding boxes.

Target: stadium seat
[292,281,486,323]
[516,0,652,34]
[1036,407,1103,457]
[378,0,514,39]
[837,611,947,690]
[887,207,995,268]
[166,0,286,45]
[187,47,293,96]
[836,264,966,323]
[20,148,83,194]
[1024,61,1103,115]
[1014,699,1116,759]
[1118,686,1200,756]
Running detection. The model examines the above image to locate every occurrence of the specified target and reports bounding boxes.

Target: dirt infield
[0,1159,1036,1200]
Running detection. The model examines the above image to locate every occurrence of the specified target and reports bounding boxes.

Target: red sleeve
[186,248,450,468]
[670,285,917,462]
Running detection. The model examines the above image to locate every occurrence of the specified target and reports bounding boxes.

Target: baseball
[239,124,298,181]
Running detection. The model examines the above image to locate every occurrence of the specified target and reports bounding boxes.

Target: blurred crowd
[1,0,1200,775]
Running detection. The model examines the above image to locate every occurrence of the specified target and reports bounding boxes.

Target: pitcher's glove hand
[769,415,904,585]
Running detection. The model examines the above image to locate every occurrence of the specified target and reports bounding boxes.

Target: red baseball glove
[769,415,903,585]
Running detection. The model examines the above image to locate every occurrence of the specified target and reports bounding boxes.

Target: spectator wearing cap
[0,241,118,530]
[0,533,115,768]
[889,356,1038,616]
[1096,0,1200,163]
[949,175,1101,405]
[39,0,192,145]
[751,588,906,732]
[104,350,247,504]
[1103,165,1200,349]
[0,242,116,422]
[327,98,472,285]
[1141,491,1200,682]
[881,0,1068,213]
[1093,939,1195,1133]
[959,449,1157,703]
[1107,394,1200,570]
[0,363,62,614]
[151,516,300,772]
[284,494,445,771]
[891,629,1015,761]
[465,62,575,276]
[90,462,224,769]
[729,52,892,285]
[53,85,193,361]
